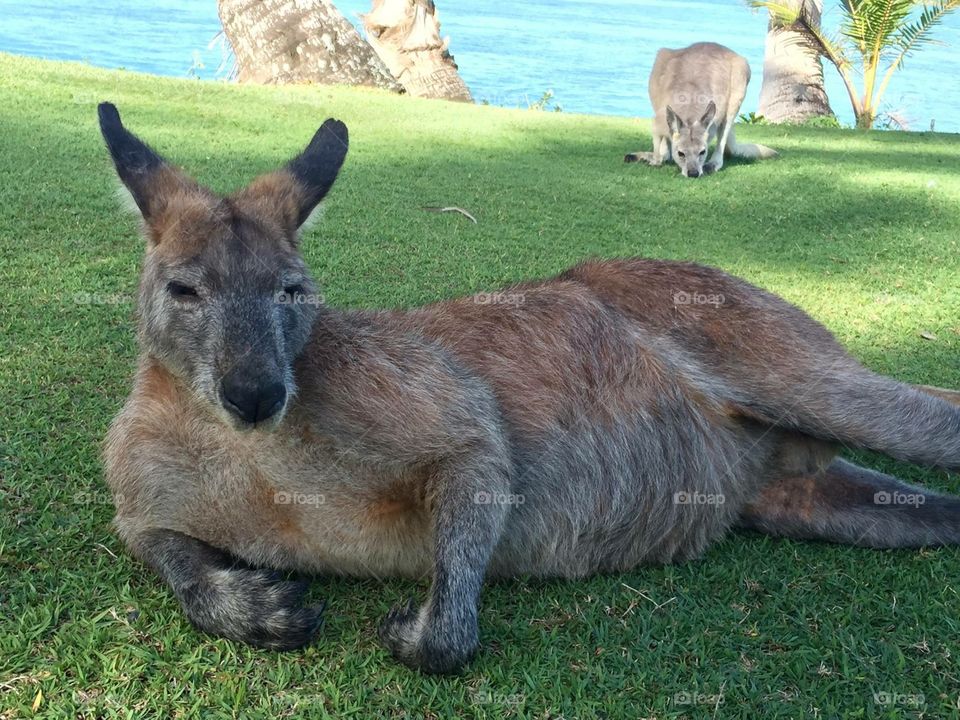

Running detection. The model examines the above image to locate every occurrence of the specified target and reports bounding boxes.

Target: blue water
[1,0,958,132]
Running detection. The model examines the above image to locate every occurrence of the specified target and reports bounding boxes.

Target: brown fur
[232,170,309,238]
[98,104,960,674]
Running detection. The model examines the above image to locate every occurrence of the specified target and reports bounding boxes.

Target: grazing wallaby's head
[665,101,716,178]
[98,103,348,430]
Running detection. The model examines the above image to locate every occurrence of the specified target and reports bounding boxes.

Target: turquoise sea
[1,0,958,131]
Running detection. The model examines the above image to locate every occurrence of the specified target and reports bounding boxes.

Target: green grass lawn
[2,52,960,719]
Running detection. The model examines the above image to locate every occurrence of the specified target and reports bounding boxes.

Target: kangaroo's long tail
[725,127,778,160]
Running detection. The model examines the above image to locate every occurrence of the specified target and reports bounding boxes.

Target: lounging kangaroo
[625,42,778,177]
[99,104,960,675]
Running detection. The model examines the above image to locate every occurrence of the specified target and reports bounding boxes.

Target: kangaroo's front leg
[704,119,729,174]
[378,447,511,674]
[131,528,323,650]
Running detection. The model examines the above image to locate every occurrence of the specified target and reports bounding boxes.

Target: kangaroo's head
[666,101,716,178]
[98,103,348,431]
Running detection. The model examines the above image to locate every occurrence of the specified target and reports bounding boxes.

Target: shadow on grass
[2,106,957,375]
[3,106,956,277]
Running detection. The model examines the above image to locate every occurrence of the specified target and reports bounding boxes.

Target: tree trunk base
[219,0,402,92]
[363,0,472,102]
[757,11,834,124]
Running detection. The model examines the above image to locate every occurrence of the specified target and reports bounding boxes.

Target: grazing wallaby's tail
[725,127,778,160]
[739,458,960,548]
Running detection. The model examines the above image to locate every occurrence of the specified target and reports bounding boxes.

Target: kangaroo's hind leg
[915,384,960,408]
[740,368,960,473]
[738,457,960,548]
[625,133,669,166]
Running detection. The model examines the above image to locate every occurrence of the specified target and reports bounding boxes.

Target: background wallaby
[100,104,960,675]
[625,42,778,177]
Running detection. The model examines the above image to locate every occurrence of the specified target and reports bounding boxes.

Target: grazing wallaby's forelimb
[739,458,960,548]
[703,60,748,174]
[131,529,323,650]
[624,150,653,165]
[703,115,730,174]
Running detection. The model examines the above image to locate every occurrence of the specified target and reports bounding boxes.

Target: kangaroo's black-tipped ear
[700,101,717,128]
[97,102,173,220]
[666,105,682,134]
[286,119,349,227]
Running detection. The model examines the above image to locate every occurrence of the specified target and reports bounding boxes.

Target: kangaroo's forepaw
[190,567,324,651]
[703,161,721,175]
[378,598,477,674]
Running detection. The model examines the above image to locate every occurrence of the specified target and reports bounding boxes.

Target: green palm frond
[746,0,960,128]
[839,1,870,53]
[889,0,960,68]
[746,0,802,25]
[746,1,853,70]
[841,0,914,59]
[808,26,855,70]
[875,0,960,106]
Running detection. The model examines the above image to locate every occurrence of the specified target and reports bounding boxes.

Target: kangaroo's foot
[625,151,661,166]
[738,458,960,548]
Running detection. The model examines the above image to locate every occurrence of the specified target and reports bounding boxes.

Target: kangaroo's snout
[685,168,702,179]
[220,374,287,425]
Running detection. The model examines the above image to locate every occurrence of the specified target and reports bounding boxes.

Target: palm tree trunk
[218,0,401,90]
[362,0,472,101]
[757,0,834,123]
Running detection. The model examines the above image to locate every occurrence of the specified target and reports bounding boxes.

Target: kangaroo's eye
[699,149,707,156]
[677,151,686,159]
[167,281,199,299]
[284,284,305,296]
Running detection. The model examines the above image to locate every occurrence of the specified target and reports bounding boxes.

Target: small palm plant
[748,0,960,129]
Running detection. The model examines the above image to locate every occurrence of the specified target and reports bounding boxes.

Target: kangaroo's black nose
[220,377,287,424]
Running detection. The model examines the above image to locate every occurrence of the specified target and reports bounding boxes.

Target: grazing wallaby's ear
[286,119,349,227]
[234,119,349,238]
[97,102,193,221]
[666,105,682,134]
[700,101,717,128]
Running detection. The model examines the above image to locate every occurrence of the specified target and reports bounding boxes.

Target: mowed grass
[1,51,960,719]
